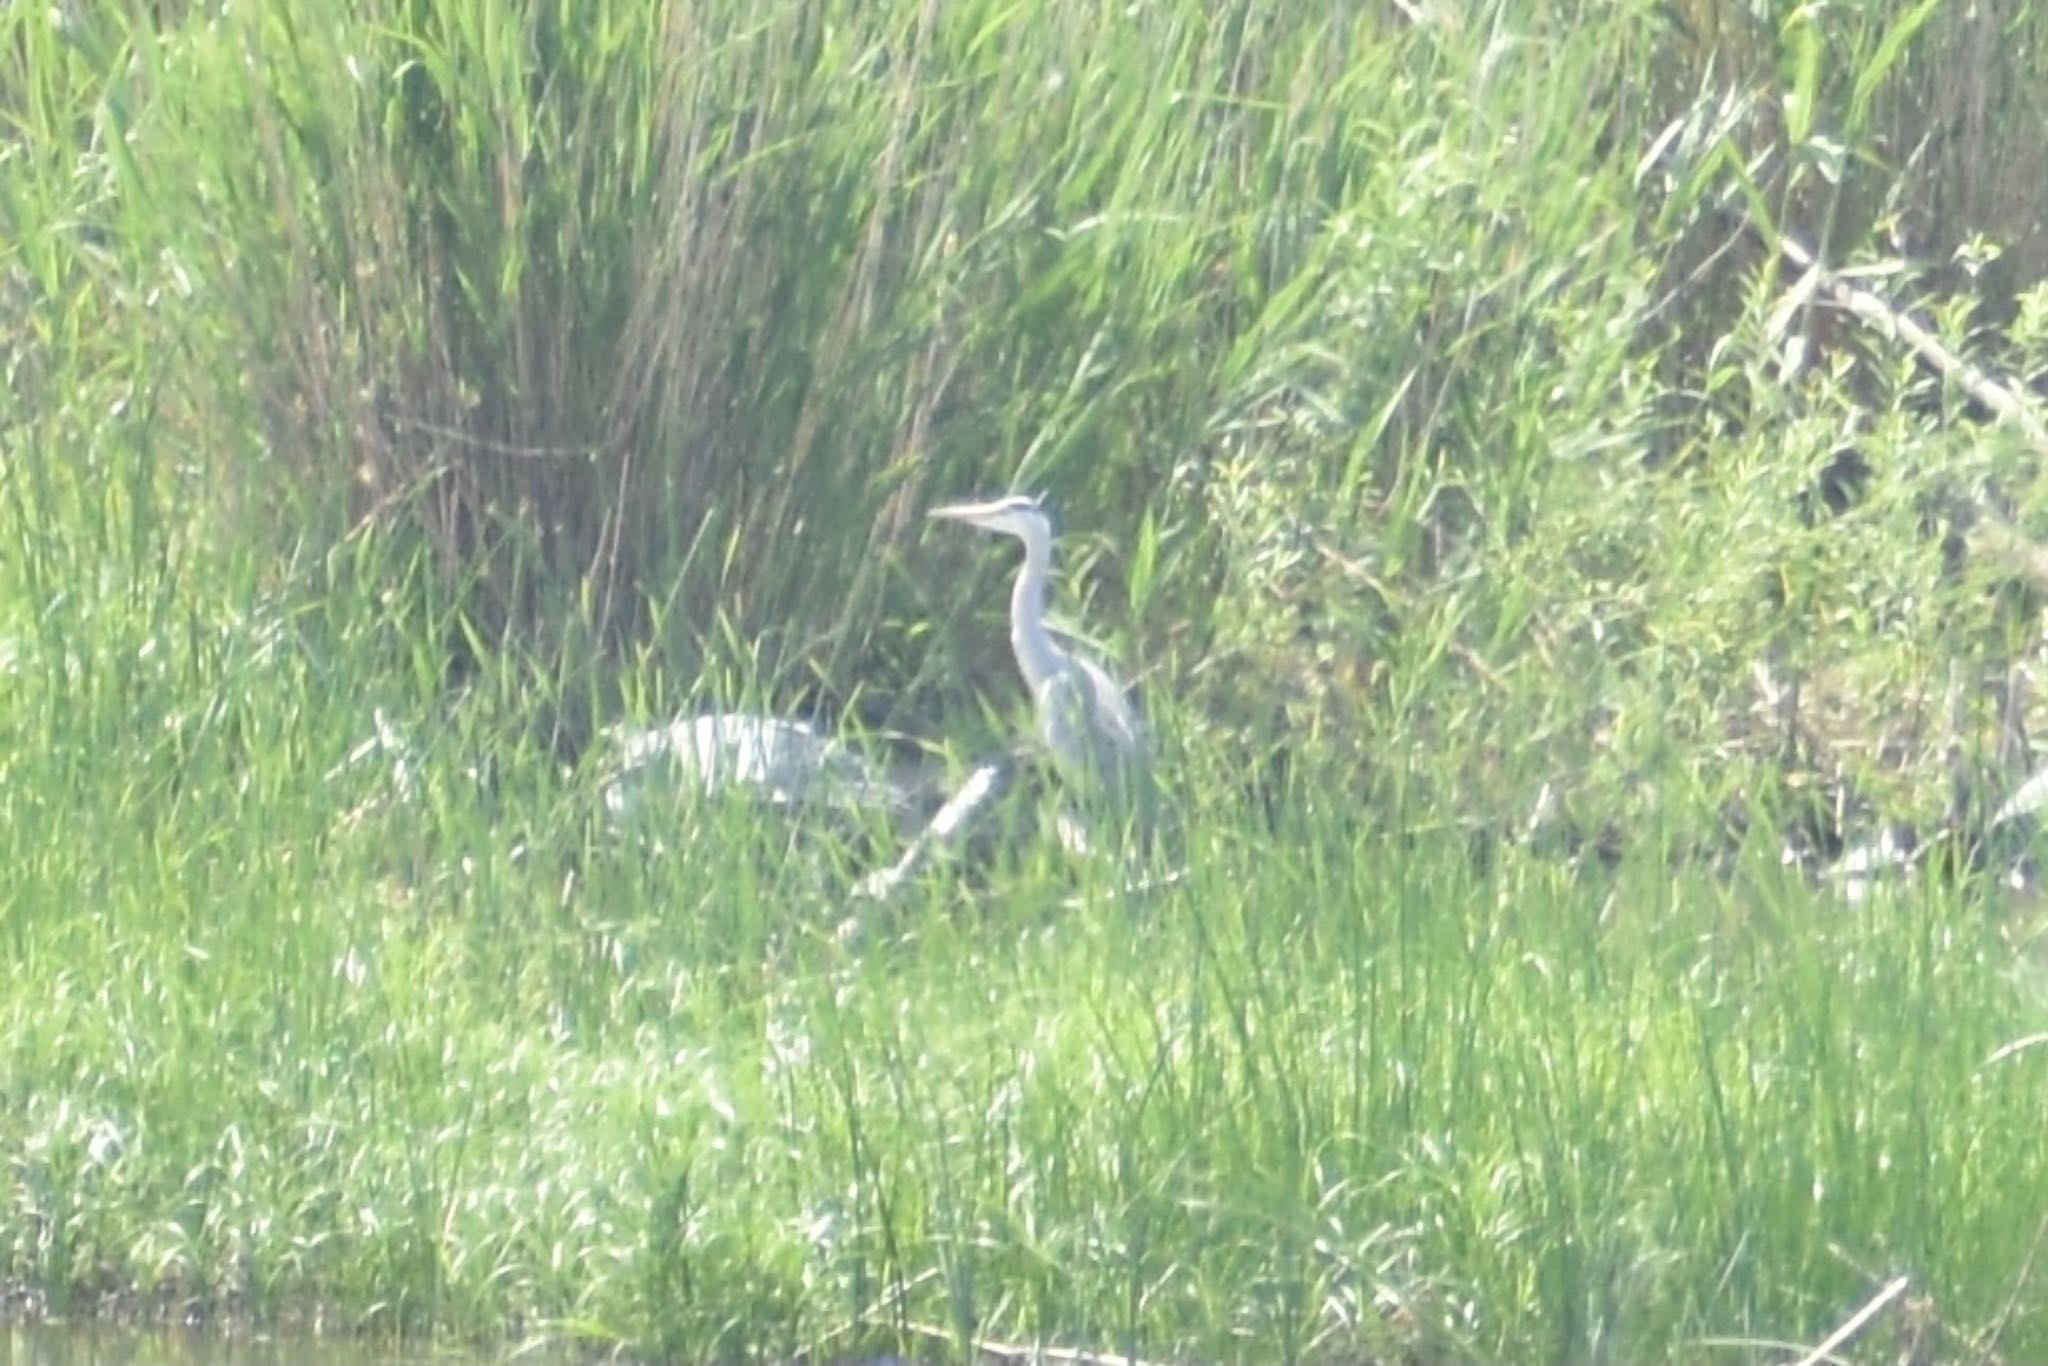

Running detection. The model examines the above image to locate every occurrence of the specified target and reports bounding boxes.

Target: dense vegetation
[5,1,2048,1361]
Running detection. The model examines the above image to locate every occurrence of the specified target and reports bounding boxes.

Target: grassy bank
[5,0,2048,1362]
[4,707,2046,1362]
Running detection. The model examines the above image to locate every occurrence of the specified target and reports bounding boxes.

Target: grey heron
[929,495,1153,828]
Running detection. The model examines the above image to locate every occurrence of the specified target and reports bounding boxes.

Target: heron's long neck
[1009,524,1063,692]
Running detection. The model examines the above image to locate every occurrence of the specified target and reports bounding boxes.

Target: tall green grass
[6,0,2048,1362]
[1,708,2044,1361]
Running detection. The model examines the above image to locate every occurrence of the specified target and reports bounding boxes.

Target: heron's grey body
[929,495,1151,820]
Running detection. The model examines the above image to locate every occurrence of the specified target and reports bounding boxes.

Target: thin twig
[1776,234,2048,454]
[1772,227,2048,774]
[1789,1275,1910,1366]
[1980,1031,2048,1072]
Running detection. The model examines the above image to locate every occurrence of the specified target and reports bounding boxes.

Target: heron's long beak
[928,498,1008,524]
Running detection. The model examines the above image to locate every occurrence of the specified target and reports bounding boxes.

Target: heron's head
[928,494,1050,544]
